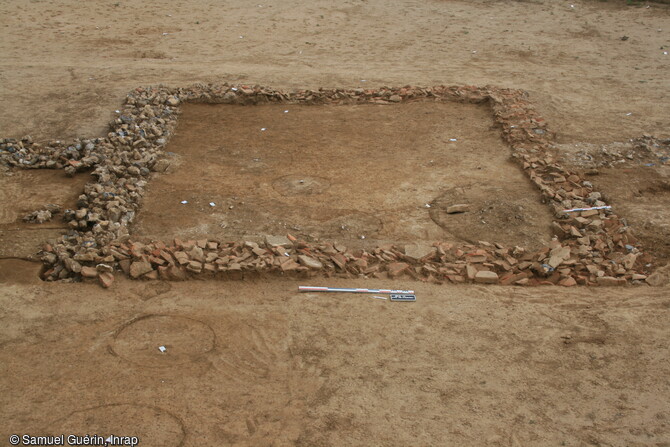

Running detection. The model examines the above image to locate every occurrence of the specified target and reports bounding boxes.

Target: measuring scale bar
[298,286,415,294]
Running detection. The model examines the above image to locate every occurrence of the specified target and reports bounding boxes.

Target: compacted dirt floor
[135,102,553,250]
[1,0,670,446]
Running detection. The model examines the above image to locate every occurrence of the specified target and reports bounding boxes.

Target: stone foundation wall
[0,84,657,287]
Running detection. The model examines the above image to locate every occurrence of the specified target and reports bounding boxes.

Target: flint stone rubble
[0,83,659,287]
[474,270,499,284]
[557,136,670,169]
[23,204,61,224]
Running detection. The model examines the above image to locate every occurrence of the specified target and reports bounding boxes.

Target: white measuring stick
[298,286,415,294]
[563,205,612,213]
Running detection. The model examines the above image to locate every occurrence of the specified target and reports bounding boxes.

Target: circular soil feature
[429,185,552,249]
[272,175,331,196]
[51,404,185,446]
[110,315,215,368]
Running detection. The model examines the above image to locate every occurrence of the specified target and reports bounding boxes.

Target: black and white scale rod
[298,286,415,294]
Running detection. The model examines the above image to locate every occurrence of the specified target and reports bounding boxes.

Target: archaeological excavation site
[1,84,667,288]
[3,2,670,445]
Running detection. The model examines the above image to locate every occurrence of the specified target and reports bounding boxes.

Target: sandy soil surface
[1,0,669,144]
[2,277,670,446]
[1,0,670,445]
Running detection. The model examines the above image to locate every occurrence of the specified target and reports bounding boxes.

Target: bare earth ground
[1,278,669,447]
[0,171,89,258]
[1,0,670,446]
[134,102,553,250]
